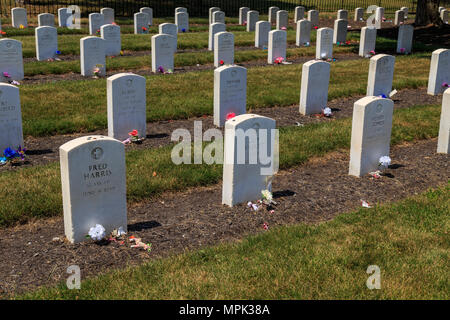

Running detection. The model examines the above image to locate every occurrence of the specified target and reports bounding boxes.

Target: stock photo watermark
[366,265,381,290]
[66,265,81,290]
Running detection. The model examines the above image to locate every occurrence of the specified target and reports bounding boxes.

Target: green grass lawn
[20,54,429,137]
[18,183,449,299]
[0,103,441,227]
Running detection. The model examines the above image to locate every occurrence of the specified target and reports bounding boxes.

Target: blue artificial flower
[55,50,62,55]
[3,147,17,159]
[182,28,186,33]
[0,157,7,165]
[380,94,387,98]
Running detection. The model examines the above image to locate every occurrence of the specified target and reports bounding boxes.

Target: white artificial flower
[261,189,273,203]
[88,224,106,241]
[323,107,332,117]
[117,226,126,236]
[379,156,391,168]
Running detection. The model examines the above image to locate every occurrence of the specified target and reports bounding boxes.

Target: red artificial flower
[220,60,224,65]
[142,27,147,32]
[226,112,236,120]
[129,130,138,137]
[314,26,318,29]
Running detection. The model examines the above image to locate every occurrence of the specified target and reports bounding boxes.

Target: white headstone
[437,88,450,153]
[295,6,305,22]
[213,11,225,24]
[101,8,114,24]
[175,7,187,14]
[134,12,149,34]
[439,7,445,13]
[209,22,226,51]
[214,65,247,127]
[354,7,364,21]
[348,96,394,177]
[299,60,331,115]
[0,39,24,81]
[107,73,146,141]
[175,12,189,32]
[0,83,23,151]
[296,19,311,46]
[359,26,377,57]
[401,7,408,18]
[394,10,405,25]
[367,54,395,97]
[239,7,249,25]
[60,136,127,244]
[268,30,287,64]
[214,32,234,67]
[269,6,279,24]
[101,24,121,56]
[396,24,413,54]
[58,8,70,27]
[247,10,259,31]
[307,10,319,27]
[11,8,27,28]
[427,49,450,95]
[38,13,55,27]
[276,10,288,30]
[222,114,276,206]
[333,19,348,44]
[35,26,58,61]
[255,21,271,48]
[316,27,333,60]
[374,7,384,29]
[159,23,178,43]
[89,13,105,35]
[140,7,153,26]
[151,34,176,73]
[80,36,106,77]
[441,9,449,24]
[337,9,348,20]
[209,7,220,25]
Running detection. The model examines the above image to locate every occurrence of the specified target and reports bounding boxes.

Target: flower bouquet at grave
[274,56,284,64]
[92,64,104,78]
[0,146,26,166]
[369,155,391,179]
[142,26,148,33]
[122,129,145,145]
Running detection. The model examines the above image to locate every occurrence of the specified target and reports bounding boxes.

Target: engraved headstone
[140,7,153,26]
[333,19,348,44]
[394,10,405,25]
[299,60,331,115]
[209,7,220,25]
[359,26,377,57]
[255,21,271,48]
[247,10,259,31]
[316,27,333,59]
[209,22,226,51]
[307,10,319,27]
[354,7,364,21]
[396,24,413,54]
[11,8,27,28]
[134,12,149,34]
[213,11,225,24]
[80,36,106,76]
[401,7,408,18]
[60,136,127,243]
[159,23,178,43]
[89,13,105,35]
[348,96,394,177]
[441,9,449,24]
[101,24,121,56]
[276,10,288,30]
[38,13,55,27]
[58,8,70,27]
[239,7,249,25]
[366,54,395,97]
[35,26,58,61]
[374,7,384,29]
[268,30,287,64]
[427,49,450,95]
[295,6,305,22]
[101,8,114,24]
[296,19,311,46]
[175,11,189,32]
[175,7,187,14]
[269,6,279,24]
[222,114,276,206]
[337,9,348,20]
[0,39,24,81]
[0,83,23,151]
[107,73,146,141]
[151,34,176,72]
[214,32,234,67]
[214,65,247,127]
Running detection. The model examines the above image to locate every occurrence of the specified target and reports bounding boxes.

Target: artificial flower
[400,47,406,53]
[158,66,164,73]
[281,26,287,30]
[3,147,17,160]
[261,189,274,205]
[442,82,449,88]
[226,112,236,120]
[142,26,147,32]
[129,129,138,137]
[361,200,372,208]
[55,50,61,55]
[274,56,284,64]
[219,59,224,65]
[0,157,7,165]
[117,226,126,236]
[3,71,10,78]
[182,28,186,32]
[263,222,269,230]
[88,224,106,241]
[379,156,391,169]
[322,107,332,117]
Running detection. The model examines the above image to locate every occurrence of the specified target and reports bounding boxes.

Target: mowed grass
[0,103,441,227]
[21,54,429,137]
[19,184,449,299]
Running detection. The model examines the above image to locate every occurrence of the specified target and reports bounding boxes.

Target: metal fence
[0,0,447,18]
